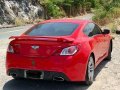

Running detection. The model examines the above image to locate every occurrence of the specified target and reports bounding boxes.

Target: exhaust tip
[53,77,64,81]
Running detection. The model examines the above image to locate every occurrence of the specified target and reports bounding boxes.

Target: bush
[106,23,117,33]
[14,18,26,26]
[39,0,65,18]
[93,0,120,25]
[47,2,64,18]
[92,8,110,25]
[39,0,95,18]
[111,24,117,33]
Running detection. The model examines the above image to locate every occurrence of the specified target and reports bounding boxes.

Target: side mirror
[102,29,110,34]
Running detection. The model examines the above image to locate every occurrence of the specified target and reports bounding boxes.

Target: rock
[0,24,2,28]
[0,0,44,24]
[4,1,16,20]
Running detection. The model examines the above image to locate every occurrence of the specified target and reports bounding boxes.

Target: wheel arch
[84,52,95,84]
[84,52,95,78]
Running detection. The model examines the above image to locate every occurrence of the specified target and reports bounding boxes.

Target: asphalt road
[0,25,32,39]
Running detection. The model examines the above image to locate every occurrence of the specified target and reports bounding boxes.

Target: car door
[95,25,110,56]
[83,23,103,62]
[103,34,110,54]
[92,24,106,59]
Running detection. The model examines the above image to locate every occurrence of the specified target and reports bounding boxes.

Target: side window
[92,25,102,35]
[83,23,94,37]
[83,23,102,37]
[83,24,91,36]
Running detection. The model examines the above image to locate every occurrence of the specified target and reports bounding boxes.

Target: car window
[92,25,102,35]
[25,22,79,36]
[83,23,102,37]
[83,23,94,37]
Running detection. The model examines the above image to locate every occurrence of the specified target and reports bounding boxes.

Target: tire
[85,56,95,85]
[105,44,112,61]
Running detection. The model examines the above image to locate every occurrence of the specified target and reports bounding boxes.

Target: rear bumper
[6,53,88,81]
[8,69,70,81]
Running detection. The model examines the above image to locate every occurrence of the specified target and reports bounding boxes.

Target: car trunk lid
[10,36,74,57]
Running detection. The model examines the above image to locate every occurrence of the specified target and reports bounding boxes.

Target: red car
[6,19,112,85]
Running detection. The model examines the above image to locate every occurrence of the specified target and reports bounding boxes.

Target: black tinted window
[25,22,79,36]
[93,25,102,35]
[83,23,102,37]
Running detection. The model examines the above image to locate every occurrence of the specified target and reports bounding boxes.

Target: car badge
[31,60,35,66]
[31,46,39,50]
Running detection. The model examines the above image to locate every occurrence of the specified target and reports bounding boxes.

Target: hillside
[0,0,44,25]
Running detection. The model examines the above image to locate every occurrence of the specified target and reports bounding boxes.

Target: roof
[39,19,92,24]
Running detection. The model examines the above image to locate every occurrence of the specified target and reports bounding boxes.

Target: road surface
[0,25,32,39]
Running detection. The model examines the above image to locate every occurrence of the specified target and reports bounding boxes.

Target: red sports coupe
[6,19,112,85]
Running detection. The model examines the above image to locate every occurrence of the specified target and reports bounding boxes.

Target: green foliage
[37,0,120,25]
[93,0,120,25]
[39,0,93,18]
[47,3,64,18]
[39,0,65,18]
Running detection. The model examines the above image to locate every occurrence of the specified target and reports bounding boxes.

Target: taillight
[60,46,78,55]
[7,45,14,53]
[7,44,20,53]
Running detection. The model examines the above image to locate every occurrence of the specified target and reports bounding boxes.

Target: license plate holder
[24,70,44,79]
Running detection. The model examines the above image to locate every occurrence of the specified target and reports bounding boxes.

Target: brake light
[7,45,14,53]
[60,46,78,55]
[7,44,20,53]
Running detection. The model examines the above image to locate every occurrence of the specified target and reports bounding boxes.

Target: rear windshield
[25,22,79,36]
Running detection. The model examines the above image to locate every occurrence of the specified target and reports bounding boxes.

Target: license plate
[24,70,44,79]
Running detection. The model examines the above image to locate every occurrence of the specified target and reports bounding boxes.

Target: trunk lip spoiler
[9,36,74,43]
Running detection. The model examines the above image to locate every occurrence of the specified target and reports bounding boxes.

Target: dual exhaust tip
[53,76,64,81]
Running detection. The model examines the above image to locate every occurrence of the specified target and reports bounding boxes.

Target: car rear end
[6,20,88,81]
